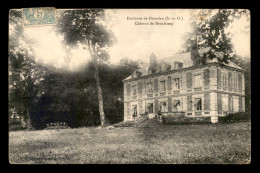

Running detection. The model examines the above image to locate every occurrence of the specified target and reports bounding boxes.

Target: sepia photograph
[8,8,251,164]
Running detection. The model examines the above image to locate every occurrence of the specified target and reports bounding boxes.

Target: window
[132,105,137,118]
[173,100,181,112]
[195,59,201,65]
[194,74,202,88]
[233,76,238,89]
[147,83,153,93]
[233,97,239,112]
[132,85,137,95]
[160,81,166,91]
[194,98,202,111]
[228,74,232,88]
[222,74,228,87]
[222,95,228,111]
[159,101,167,112]
[173,78,180,90]
[147,103,153,113]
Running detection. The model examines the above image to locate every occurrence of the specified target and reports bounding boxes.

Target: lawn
[9,122,251,164]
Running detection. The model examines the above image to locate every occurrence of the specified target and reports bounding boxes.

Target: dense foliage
[9,53,139,129]
[183,9,249,64]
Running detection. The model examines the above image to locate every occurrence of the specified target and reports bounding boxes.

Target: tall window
[222,74,228,87]
[228,74,232,88]
[173,100,181,112]
[159,101,167,112]
[173,78,180,90]
[132,105,137,118]
[194,98,202,111]
[160,81,166,91]
[222,95,228,111]
[194,74,202,88]
[233,97,239,112]
[132,85,137,95]
[147,103,153,113]
[233,76,238,89]
[147,83,153,93]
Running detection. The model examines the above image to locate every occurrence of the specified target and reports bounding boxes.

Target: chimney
[190,38,200,62]
[150,52,158,68]
[149,53,158,74]
[174,62,183,69]
[191,49,199,60]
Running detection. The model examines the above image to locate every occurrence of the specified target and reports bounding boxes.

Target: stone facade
[123,49,245,123]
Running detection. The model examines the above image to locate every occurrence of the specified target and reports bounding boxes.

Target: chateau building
[122,47,245,123]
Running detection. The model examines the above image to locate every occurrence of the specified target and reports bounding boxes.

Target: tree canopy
[183,9,249,64]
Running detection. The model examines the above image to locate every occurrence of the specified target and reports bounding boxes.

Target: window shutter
[167,76,172,91]
[217,69,221,89]
[138,81,142,95]
[239,96,242,112]
[186,72,192,89]
[204,93,210,110]
[127,102,131,118]
[217,93,222,111]
[238,74,242,92]
[154,79,158,93]
[203,69,210,86]
[228,72,232,91]
[168,98,172,112]
[138,101,142,114]
[155,99,158,113]
[228,95,233,112]
[127,83,131,96]
[187,95,192,111]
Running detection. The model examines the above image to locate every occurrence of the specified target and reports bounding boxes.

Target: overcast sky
[22,9,250,71]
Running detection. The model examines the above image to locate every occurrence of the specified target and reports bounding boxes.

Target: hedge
[219,112,251,123]
[162,114,211,125]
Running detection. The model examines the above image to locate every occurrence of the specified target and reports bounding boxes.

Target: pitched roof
[123,48,243,81]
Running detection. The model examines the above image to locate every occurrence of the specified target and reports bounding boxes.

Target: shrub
[45,122,71,129]
[9,125,26,131]
[9,121,21,126]
[219,112,251,123]
[162,114,211,125]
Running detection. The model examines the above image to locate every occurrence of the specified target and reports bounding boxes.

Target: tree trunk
[26,103,32,130]
[93,66,106,126]
[87,40,106,126]
[26,66,33,130]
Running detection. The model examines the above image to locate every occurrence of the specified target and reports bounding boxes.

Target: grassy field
[9,122,251,164]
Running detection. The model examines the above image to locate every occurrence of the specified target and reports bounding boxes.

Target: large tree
[9,10,48,130]
[183,9,249,64]
[56,9,117,126]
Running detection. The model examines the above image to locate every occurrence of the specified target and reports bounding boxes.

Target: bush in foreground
[219,112,251,123]
[162,114,211,125]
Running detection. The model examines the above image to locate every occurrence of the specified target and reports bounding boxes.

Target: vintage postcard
[8,8,251,164]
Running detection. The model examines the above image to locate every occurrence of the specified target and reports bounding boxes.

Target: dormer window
[148,68,152,75]
[132,71,137,78]
[132,70,141,78]
[195,59,201,65]
[174,62,183,69]
[161,64,166,71]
